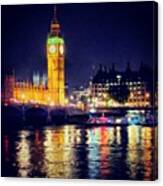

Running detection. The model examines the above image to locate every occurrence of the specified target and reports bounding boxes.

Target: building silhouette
[89,62,154,108]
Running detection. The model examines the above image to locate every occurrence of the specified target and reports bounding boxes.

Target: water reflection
[126,126,157,180]
[141,127,154,180]
[2,124,157,180]
[31,130,44,177]
[3,135,9,162]
[43,126,75,178]
[126,126,141,179]
[16,130,31,177]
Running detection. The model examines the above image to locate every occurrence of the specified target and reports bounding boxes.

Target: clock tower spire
[50,5,60,36]
[53,6,58,23]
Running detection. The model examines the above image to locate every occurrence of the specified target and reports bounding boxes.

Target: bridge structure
[2,103,157,128]
[2,103,85,125]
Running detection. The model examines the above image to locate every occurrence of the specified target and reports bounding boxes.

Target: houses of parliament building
[4,7,66,106]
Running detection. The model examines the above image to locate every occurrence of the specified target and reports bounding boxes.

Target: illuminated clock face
[59,45,64,55]
[48,45,56,54]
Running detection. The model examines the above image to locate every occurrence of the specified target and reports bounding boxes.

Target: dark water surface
[2,124,157,180]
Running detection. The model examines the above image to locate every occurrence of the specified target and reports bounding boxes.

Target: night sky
[1,2,156,89]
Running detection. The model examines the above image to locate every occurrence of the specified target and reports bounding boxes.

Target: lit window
[116,75,121,79]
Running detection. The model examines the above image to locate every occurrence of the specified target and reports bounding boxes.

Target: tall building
[4,7,66,106]
[47,6,65,105]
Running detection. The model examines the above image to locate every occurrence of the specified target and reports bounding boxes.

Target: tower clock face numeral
[59,45,64,55]
[48,45,56,54]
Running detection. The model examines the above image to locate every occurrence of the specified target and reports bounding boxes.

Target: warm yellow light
[21,94,25,99]
[64,98,69,105]
[49,101,54,107]
[47,97,51,101]
[103,93,107,98]
[130,92,134,98]
[145,93,150,98]
[88,98,91,103]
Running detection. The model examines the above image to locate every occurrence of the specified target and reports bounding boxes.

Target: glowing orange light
[145,93,150,98]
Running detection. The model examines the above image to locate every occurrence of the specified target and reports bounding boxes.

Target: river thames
[2,123,157,180]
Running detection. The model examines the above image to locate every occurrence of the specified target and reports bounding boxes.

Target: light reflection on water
[16,130,31,177]
[2,124,157,180]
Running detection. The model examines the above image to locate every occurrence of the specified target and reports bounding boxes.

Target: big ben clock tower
[47,6,65,105]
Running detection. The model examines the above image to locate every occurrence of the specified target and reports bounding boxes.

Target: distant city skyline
[2,2,156,88]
